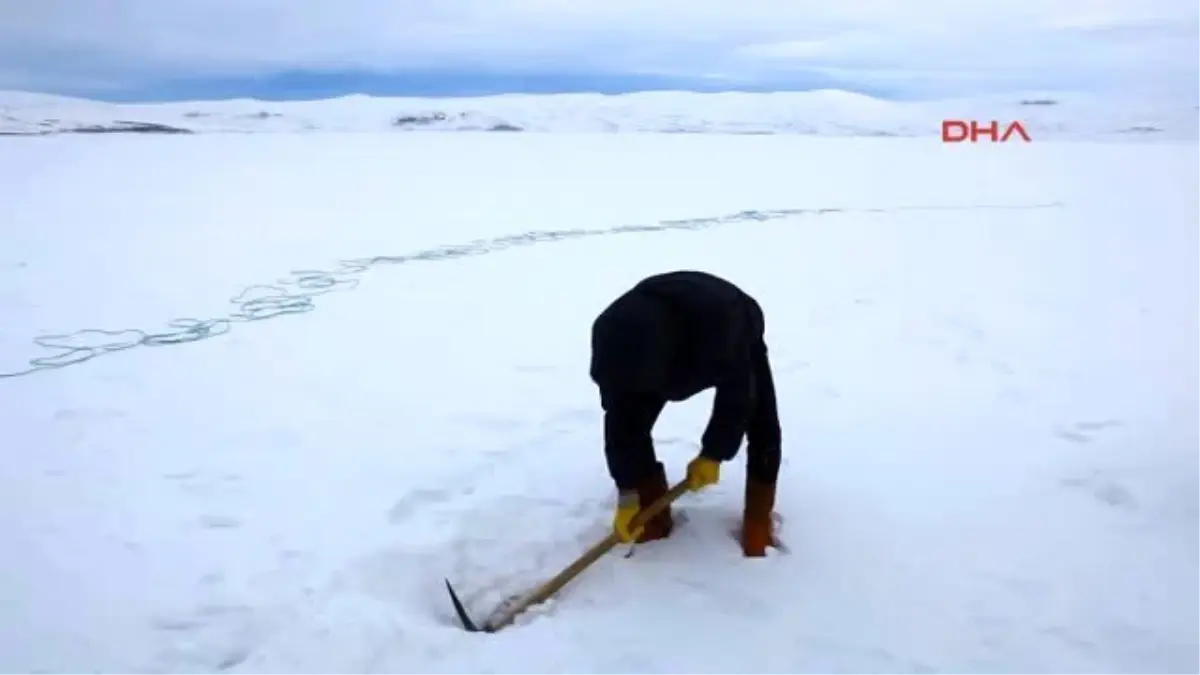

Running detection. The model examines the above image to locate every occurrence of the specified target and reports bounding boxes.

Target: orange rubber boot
[741,479,776,557]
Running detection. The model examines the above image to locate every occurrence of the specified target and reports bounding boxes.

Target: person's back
[590,270,761,403]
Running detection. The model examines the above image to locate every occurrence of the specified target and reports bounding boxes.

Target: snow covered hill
[0,88,1195,140]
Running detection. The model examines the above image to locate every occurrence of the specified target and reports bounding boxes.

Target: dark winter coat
[590,271,781,491]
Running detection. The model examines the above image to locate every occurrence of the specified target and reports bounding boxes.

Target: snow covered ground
[1,88,1196,140]
[0,121,1197,673]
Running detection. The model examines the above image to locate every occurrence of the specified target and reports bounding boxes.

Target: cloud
[0,0,1196,99]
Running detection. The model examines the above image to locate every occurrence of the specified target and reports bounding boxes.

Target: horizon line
[14,66,1193,105]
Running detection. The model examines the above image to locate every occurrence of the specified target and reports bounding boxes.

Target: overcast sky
[1,0,1196,101]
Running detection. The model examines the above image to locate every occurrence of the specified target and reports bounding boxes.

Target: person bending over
[590,270,783,557]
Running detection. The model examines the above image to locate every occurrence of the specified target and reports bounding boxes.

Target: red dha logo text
[941,120,1031,143]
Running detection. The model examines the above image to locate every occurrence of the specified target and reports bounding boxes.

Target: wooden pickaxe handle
[481,479,691,632]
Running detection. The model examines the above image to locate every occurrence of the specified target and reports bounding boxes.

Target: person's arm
[698,364,756,463]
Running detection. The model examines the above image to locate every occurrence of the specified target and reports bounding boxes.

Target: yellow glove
[686,455,720,491]
[612,491,644,543]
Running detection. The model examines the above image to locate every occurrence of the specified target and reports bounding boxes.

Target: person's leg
[603,393,673,543]
[635,459,674,542]
[602,393,666,490]
[626,399,672,542]
[742,341,782,556]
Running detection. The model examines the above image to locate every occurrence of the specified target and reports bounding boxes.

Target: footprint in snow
[1053,419,1123,444]
[388,486,454,523]
[1060,470,1139,511]
[149,603,260,673]
[1092,481,1137,509]
[199,514,243,530]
